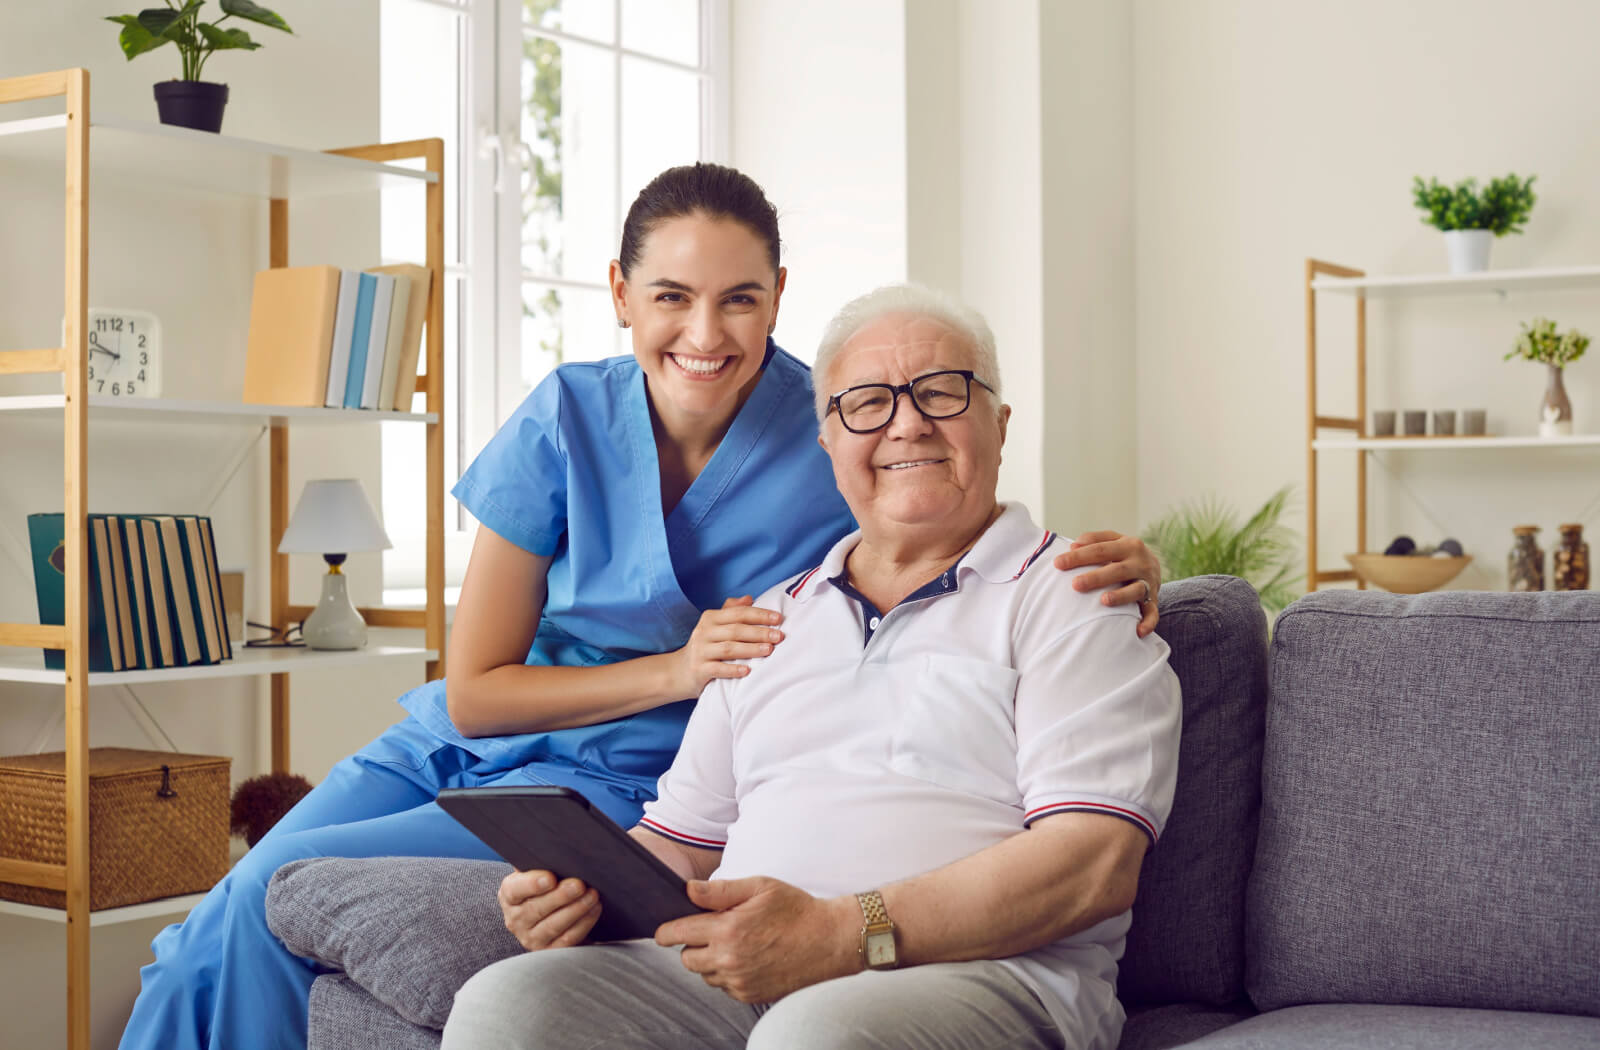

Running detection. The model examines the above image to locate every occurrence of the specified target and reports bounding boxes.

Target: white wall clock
[85,307,163,398]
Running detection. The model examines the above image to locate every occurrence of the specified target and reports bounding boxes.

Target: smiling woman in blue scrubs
[118,164,1164,1050]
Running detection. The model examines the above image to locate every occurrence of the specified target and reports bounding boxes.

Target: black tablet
[435,785,705,942]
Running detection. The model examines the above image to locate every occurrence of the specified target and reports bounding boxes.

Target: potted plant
[108,0,293,133]
[1141,484,1302,618]
[1505,317,1589,437]
[1411,173,1536,274]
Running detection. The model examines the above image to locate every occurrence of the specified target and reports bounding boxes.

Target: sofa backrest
[1118,574,1269,1007]
[1246,589,1600,1017]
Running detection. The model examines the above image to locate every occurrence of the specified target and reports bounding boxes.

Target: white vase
[1443,229,1493,274]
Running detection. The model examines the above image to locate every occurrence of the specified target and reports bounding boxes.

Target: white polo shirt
[640,502,1181,1048]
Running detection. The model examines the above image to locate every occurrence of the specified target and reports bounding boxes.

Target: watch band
[856,889,890,927]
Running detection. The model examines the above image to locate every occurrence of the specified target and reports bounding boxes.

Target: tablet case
[435,785,705,942]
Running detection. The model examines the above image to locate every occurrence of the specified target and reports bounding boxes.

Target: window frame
[382,0,727,604]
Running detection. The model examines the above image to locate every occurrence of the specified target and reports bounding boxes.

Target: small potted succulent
[108,1,293,133]
[1505,317,1589,437]
[1411,173,1537,274]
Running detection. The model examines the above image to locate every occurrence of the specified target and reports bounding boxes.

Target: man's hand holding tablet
[435,786,707,945]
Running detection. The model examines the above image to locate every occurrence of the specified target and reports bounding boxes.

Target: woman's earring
[617,319,630,329]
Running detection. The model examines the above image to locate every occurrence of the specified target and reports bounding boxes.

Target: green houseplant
[108,0,293,133]
[1411,174,1536,274]
[1142,484,1302,617]
[1505,317,1589,437]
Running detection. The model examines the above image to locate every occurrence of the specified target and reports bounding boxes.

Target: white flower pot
[1443,229,1493,274]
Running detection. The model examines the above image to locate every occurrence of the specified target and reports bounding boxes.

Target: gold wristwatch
[855,890,898,970]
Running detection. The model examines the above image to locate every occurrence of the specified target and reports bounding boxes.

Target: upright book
[27,513,121,672]
[342,273,379,410]
[359,272,398,409]
[325,268,363,408]
[119,517,160,669]
[137,518,177,668]
[370,263,430,411]
[133,515,205,666]
[242,265,343,407]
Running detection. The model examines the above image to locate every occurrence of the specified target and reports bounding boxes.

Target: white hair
[812,283,1003,422]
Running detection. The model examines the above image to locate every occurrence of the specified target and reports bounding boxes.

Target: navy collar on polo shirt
[827,551,968,646]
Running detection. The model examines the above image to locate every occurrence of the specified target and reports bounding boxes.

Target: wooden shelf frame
[1305,258,1368,591]
[0,68,446,1050]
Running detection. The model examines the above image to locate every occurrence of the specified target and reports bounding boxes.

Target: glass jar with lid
[1553,524,1589,591]
[1507,526,1543,592]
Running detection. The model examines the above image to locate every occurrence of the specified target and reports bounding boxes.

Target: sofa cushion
[1172,1003,1600,1049]
[1118,575,1269,1007]
[1247,590,1600,1016]
[267,856,521,1030]
[308,974,442,1050]
[1118,1002,1255,1050]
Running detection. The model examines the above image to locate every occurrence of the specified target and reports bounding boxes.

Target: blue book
[342,272,378,409]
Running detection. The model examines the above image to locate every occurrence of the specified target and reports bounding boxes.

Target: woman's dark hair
[617,163,781,278]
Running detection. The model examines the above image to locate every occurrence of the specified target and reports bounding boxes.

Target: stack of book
[241,263,431,411]
[27,513,233,671]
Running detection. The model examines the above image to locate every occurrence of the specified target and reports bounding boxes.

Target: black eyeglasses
[826,369,997,435]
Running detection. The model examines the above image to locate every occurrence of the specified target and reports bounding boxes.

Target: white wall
[727,0,910,364]
[1134,0,1600,588]
[0,5,402,1047]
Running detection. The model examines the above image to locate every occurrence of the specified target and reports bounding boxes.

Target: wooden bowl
[1345,553,1473,593]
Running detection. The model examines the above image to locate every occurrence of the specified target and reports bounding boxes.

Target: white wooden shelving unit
[0,68,446,1050]
[1304,258,1600,591]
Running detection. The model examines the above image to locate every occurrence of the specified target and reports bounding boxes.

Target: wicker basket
[0,747,231,910]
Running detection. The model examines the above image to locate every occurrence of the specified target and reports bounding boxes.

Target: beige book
[101,515,137,668]
[90,518,124,671]
[182,517,223,663]
[242,264,343,407]
[375,273,412,412]
[369,263,431,411]
[120,517,155,669]
[139,519,176,667]
[154,517,202,664]
[198,519,232,656]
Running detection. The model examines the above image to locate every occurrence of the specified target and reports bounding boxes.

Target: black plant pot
[153,80,229,133]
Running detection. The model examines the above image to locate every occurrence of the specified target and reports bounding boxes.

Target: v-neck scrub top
[401,341,855,793]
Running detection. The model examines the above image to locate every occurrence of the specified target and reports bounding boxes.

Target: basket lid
[0,747,230,778]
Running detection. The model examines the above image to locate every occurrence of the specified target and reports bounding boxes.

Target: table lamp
[277,479,392,650]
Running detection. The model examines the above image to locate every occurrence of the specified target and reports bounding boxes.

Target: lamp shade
[277,479,392,555]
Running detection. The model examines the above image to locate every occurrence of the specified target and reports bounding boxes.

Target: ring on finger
[1139,579,1152,604]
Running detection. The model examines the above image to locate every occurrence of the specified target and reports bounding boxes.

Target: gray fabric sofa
[264,576,1600,1048]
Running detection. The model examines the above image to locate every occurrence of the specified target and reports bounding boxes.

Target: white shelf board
[0,113,436,199]
[1310,264,1600,298]
[0,893,205,927]
[0,394,435,425]
[1313,434,1600,451]
[0,640,437,686]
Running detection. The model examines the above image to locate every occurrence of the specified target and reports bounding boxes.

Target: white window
[379,0,727,606]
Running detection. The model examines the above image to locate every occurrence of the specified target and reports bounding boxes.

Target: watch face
[87,308,162,398]
[865,929,896,968]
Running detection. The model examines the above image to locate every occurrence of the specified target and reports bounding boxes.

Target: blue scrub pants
[116,716,647,1050]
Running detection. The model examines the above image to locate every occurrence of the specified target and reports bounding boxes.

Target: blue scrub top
[401,341,855,793]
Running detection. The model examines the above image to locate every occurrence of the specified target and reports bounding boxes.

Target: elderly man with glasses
[442,284,1182,1050]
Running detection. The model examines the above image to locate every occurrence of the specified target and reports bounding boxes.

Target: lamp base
[302,566,368,650]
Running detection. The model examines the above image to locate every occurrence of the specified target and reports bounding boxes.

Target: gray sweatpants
[440,939,1066,1050]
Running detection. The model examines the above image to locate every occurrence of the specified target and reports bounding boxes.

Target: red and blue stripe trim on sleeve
[638,817,727,851]
[1024,800,1157,843]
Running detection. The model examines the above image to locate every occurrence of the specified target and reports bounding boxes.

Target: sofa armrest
[267,856,522,1030]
